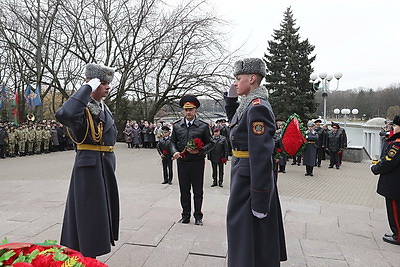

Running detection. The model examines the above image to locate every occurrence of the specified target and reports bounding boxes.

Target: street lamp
[334,108,340,119]
[310,72,343,122]
[341,108,351,129]
[333,108,358,129]
[351,108,359,120]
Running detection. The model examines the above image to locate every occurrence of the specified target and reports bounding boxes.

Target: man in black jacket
[0,123,8,158]
[156,126,173,185]
[371,115,400,246]
[208,127,228,187]
[170,95,214,226]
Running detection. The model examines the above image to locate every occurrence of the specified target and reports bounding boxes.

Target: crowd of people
[0,120,74,158]
[273,118,348,177]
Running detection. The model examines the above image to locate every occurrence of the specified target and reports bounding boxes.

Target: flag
[33,85,42,106]
[0,83,6,109]
[24,84,35,108]
[13,91,19,125]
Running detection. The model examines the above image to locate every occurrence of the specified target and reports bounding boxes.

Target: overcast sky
[208,0,400,90]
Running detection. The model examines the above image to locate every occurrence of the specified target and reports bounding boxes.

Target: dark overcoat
[225,88,287,267]
[371,132,400,201]
[131,127,141,145]
[327,130,342,152]
[55,84,119,258]
[303,130,318,166]
[157,136,173,159]
[207,135,228,163]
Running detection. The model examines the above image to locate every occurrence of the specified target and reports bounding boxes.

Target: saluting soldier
[224,58,287,266]
[371,115,400,246]
[55,63,120,258]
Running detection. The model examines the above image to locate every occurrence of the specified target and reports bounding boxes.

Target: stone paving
[0,143,399,266]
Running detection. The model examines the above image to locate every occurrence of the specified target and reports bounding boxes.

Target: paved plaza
[0,143,399,266]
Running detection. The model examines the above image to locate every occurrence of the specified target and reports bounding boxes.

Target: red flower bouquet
[187,138,204,150]
[180,138,204,158]
[220,157,227,164]
[0,240,107,267]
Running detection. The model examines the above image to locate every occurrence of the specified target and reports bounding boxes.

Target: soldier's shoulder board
[172,118,181,124]
[198,119,209,125]
[252,98,261,106]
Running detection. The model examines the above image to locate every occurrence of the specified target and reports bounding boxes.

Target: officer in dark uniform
[314,119,324,167]
[170,95,214,226]
[207,127,229,187]
[371,115,400,246]
[55,63,120,258]
[156,125,173,184]
[224,58,287,266]
[303,121,318,176]
[0,123,7,159]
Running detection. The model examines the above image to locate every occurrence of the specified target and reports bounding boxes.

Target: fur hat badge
[233,58,266,77]
[85,63,115,83]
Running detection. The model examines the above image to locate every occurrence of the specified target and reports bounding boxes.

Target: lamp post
[310,72,343,122]
[333,108,358,129]
[341,108,350,129]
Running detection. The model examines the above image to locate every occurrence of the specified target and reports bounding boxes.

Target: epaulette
[252,98,261,106]
[198,119,210,126]
[172,118,182,125]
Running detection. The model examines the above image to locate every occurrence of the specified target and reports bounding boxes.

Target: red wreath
[281,113,306,157]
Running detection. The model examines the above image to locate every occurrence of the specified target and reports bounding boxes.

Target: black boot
[218,180,223,187]
[211,179,217,187]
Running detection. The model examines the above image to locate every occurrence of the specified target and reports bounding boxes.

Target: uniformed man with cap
[371,115,400,246]
[207,126,229,187]
[303,121,318,176]
[314,119,325,167]
[170,94,214,226]
[224,58,287,266]
[156,125,173,185]
[55,63,119,258]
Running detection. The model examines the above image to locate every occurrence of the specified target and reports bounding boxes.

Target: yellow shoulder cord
[66,109,90,145]
[86,107,103,143]
[66,107,103,144]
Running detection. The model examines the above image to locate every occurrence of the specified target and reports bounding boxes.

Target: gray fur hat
[85,63,115,83]
[233,58,266,77]
[307,121,315,127]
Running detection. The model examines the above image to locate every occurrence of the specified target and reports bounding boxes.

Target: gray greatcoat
[303,130,318,166]
[55,84,119,258]
[225,87,287,267]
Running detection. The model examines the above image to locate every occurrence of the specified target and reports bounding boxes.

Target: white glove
[252,209,267,219]
[227,83,238,98]
[85,78,101,92]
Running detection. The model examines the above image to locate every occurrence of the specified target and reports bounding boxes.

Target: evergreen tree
[264,7,317,121]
